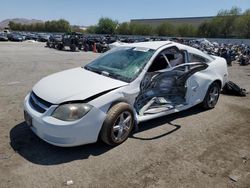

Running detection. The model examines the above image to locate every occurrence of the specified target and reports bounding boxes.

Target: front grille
[29,91,52,113]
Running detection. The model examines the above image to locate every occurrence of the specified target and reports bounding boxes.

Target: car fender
[186,57,227,105]
[88,84,140,124]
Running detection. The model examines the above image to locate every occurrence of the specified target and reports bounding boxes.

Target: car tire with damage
[100,102,134,146]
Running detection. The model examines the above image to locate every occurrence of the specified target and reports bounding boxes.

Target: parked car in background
[46,34,62,48]
[7,33,23,42]
[0,33,8,41]
[37,33,50,42]
[57,32,83,51]
[24,41,228,147]
[25,33,38,41]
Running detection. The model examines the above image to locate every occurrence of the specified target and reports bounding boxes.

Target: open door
[134,46,208,116]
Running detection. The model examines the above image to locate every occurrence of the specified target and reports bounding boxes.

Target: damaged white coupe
[24,41,228,146]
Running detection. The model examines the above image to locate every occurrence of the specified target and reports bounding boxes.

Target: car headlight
[52,103,92,121]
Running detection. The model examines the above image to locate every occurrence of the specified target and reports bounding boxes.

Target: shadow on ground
[10,106,206,165]
[132,105,206,140]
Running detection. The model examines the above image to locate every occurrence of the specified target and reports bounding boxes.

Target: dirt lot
[0,42,249,188]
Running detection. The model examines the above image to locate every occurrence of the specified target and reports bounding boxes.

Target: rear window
[189,53,210,63]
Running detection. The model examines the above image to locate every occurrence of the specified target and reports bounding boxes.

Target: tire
[58,44,63,50]
[100,102,134,146]
[70,44,76,52]
[201,82,221,109]
[78,45,82,51]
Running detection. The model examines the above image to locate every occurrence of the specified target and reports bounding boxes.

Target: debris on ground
[242,156,248,164]
[228,171,241,182]
[64,180,74,186]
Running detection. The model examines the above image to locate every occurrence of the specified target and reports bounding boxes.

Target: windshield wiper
[84,66,102,75]
[105,71,130,83]
[84,66,129,83]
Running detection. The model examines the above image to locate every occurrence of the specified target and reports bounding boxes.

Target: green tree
[129,23,154,35]
[9,19,71,32]
[235,9,250,38]
[197,21,219,37]
[177,24,196,37]
[156,22,175,36]
[8,21,15,30]
[56,19,71,32]
[213,6,242,37]
[86,25,98,34]
[116,22,131,35]
[96,17,118,34]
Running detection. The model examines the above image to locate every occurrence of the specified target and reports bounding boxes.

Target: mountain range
[0,18,43,29]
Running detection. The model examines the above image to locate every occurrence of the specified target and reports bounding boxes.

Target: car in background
[7,33,23,42]
[0,33,8,41]
[57,32,83,51]
[24,41,228,147]
[37,33,50,42]
[46,34,62,48]
[25,33,38,41]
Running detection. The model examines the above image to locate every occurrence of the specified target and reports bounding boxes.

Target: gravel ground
[0,42,249,188]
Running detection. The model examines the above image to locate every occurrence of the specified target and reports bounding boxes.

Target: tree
[156,22,175,36]
[86,25,98,34]
[129,23,154,36]
[8,21,16,30]
[116,22,131,35]
[95,17,118,34]
[56,19,71,32]
[235,9,250,38]
[213,6,242,37]
[197,21,218,37]
[9,19,71,32]
[177,24,197,37]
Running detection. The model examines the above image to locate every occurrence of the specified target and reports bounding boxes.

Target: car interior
[148,47,185,72]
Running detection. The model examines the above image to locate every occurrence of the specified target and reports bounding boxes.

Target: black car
[7,33,23,42]
[46,34,62,48]
[57,32,83,51]
[25,33,38,41]
[37,33,50,42]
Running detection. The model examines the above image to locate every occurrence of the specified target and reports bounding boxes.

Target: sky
[0,0,249,26]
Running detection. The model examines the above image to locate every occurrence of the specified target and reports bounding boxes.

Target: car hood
[33,67,128,104]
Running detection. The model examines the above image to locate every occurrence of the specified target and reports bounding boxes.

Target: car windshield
[84,47,155,83]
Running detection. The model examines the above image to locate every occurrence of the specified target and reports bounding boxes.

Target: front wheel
[202,82,221,109]
[100,103,134,146]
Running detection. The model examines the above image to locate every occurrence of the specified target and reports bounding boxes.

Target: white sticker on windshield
[133,47,150,52]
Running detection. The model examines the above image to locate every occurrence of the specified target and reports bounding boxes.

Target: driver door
[134,46,208,116]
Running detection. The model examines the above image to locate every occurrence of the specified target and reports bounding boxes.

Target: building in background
[131,16,214,27]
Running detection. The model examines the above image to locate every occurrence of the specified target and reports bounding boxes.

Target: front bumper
[23,93,106,147]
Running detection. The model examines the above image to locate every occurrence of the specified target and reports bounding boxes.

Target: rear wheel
[100,103,134,146]
[202,82,220,109]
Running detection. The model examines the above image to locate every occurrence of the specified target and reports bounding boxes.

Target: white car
[24,41,228,147]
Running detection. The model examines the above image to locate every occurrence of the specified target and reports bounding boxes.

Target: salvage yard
[0,42,250,188]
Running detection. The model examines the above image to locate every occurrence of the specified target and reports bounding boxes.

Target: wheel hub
[112,111,132,142]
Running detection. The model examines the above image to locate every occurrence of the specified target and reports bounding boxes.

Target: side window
[148,46,184,72]
[189,53,209,63]
[147,54,169,72]
[163,47,184,67]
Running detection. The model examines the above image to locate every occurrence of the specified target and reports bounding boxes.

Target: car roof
[123,41,214,61]
[124,41,172,50]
